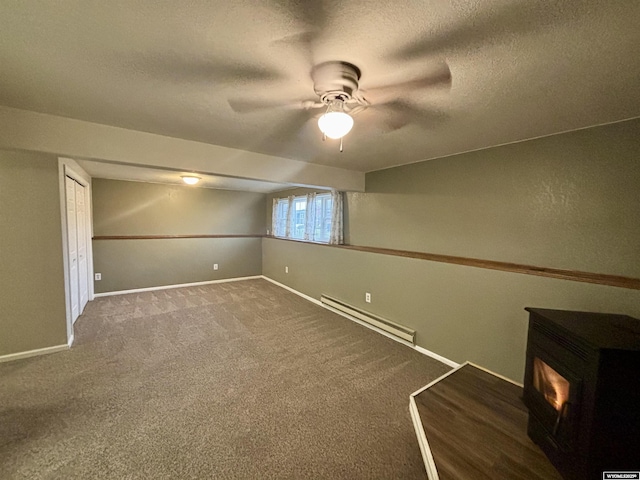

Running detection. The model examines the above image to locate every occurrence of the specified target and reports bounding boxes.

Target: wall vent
[320,295,416,344]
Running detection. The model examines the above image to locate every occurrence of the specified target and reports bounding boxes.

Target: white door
[76,181,89,315]
[65,176,80,323]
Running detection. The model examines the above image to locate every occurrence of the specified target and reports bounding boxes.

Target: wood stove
[523,308,640,479]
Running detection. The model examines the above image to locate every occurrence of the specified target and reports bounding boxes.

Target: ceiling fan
[228,59,452,150]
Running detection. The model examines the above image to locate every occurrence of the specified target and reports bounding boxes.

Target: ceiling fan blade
[361,62,452,105]
[124,52,284,84]
[271,29,318,49]
[272,108,317,137]
[254,108,318,154]
[389,2,586,61]
[270,0,327,35]
[375,101,448,132]
[269,0,327,66]
[228,98,321,114]
[270,30,319,71]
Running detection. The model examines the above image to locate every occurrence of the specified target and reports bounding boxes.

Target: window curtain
[303,193,317,241]
[272,198,288,237]
[271,198,278,236]
[284,195,294,238]
[330,190,344,245]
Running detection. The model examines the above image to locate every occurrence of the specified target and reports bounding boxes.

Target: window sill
[269,235,329,245]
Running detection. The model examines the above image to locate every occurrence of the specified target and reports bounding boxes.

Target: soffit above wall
[0,106,365,192]
[76,159,289,193]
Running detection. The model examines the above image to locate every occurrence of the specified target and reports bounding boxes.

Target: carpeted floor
[0,278,451,479]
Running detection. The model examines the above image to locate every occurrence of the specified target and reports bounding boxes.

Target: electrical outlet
[285,266,289,274]
[95,273,102,281]
[213,263,219,270]
[365,292,371,303]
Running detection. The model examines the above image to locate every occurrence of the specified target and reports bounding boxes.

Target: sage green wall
[262,118,640,382]
[0,150,67,356]
[350,119,640,277]
[92,179,266,293]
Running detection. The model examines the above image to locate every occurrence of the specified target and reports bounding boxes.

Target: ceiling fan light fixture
[181,175,200,185]
[318,99,354,139]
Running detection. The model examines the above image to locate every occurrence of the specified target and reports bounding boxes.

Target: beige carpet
[0,278,451,479]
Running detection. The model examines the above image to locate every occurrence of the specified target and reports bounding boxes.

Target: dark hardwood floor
[413,364,563,480]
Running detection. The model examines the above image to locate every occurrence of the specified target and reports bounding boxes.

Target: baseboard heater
[320,295,416,344]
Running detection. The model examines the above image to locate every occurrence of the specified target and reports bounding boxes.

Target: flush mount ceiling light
[317,98,354,140]
[181,175,200,185]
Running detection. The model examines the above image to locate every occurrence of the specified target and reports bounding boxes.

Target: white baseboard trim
[414,345,460,369]
[468,361,523,387]
[260,276,459,368]
[0,344,69,364]
[94,275,262,297]
[260,276,323,306]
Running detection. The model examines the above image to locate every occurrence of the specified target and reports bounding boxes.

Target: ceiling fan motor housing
[312,61,361,104]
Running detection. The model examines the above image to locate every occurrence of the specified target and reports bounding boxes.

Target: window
[291,196,307,240]
[314,194,332,243]
[273,199,289,238]
[272,192,341,244]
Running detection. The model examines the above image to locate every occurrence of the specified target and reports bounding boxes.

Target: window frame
[273,193,333,244]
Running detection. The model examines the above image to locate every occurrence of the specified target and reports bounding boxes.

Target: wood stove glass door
[533,357,570,413]
[530,355,581,449]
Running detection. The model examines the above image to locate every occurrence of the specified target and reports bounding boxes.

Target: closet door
[76,181,88,314]
[65,176,80,323]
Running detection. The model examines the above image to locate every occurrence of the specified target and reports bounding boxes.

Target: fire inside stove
[532,357,570,411]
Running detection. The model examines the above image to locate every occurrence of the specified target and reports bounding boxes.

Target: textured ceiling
[1,0,639,175]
